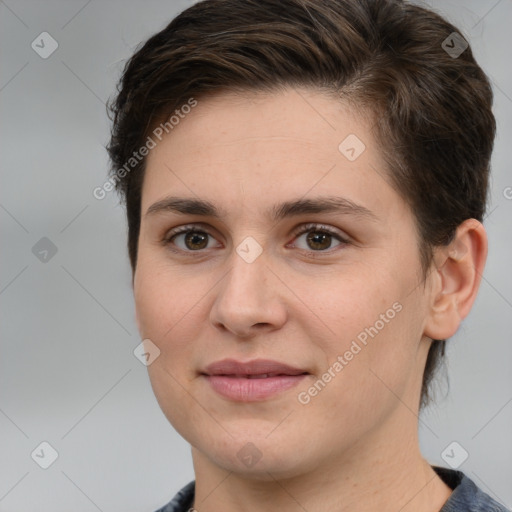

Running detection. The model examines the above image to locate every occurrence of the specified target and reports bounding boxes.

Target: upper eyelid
[291,223,347,238]
[165,222,345,236]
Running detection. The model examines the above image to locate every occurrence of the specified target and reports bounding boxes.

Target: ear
[424,218,488,340]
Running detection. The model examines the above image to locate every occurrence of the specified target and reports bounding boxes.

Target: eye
[162,223,349,255]
[289,223,348,253]
[163,226,221,252]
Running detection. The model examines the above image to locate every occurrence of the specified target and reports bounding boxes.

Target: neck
[190,408,453,512]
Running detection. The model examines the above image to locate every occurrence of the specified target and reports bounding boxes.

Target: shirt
[153,466,509,512]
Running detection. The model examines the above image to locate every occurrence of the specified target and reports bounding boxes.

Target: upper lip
[202,359,309,377]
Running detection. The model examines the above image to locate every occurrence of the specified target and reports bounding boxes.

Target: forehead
[141,87,404,224]
[149,88,368,158]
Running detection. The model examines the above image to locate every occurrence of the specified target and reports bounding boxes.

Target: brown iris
[306,231,332,250]
[184,231,209,250]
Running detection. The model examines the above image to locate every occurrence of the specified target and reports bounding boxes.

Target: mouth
[215,373,304,378]
[201,359,310,401]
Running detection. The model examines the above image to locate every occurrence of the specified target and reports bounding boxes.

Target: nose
[209,250,287,338]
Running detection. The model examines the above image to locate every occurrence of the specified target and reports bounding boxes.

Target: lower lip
[204,375,308,401]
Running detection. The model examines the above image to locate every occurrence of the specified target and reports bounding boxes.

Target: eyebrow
[145,196,378,222]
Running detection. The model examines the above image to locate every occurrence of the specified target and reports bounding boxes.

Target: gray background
[0,0,511,510]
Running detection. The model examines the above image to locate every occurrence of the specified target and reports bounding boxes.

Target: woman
[106,1,505,510]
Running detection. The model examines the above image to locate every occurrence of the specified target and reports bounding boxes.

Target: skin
[134,87,487,512]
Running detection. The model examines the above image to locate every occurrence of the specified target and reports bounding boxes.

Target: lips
[201,359,309,401]
[203,359,308,377]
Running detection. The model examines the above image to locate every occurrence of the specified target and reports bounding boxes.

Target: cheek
[133,263,202,377]
[295,264,421,409]
[134,266,207,439]
[135,257,201,338]
[294,265,402,353]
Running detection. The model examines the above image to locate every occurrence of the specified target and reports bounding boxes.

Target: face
[134,87,435,479]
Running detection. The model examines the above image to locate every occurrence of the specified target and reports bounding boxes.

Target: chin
[192,429,318,480]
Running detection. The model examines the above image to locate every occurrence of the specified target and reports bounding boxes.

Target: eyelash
[162,223,349,257]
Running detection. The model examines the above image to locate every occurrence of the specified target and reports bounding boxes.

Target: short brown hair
[106,0,496,408]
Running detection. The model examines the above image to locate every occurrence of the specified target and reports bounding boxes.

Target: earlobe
[424,219,488,340]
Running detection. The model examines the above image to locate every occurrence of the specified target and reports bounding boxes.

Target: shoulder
[153,480,195,512]
[151,471,510,512]
[434,466,509,512]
